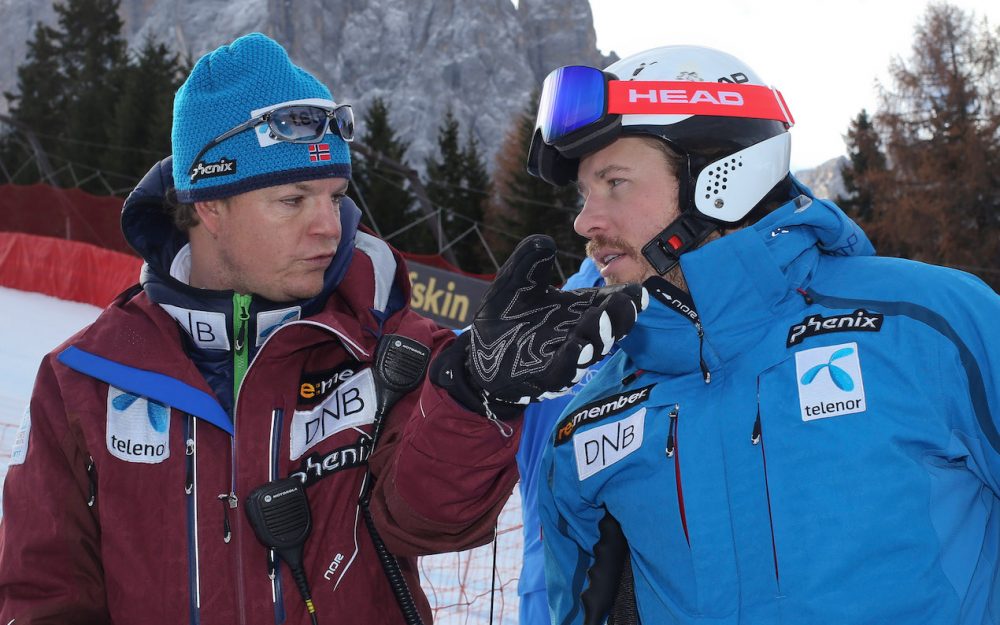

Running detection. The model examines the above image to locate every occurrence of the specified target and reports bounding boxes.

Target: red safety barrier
[0,183,132,254]
[0,232,141,308]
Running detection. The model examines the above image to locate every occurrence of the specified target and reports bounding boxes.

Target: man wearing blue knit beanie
[0,33,647,624]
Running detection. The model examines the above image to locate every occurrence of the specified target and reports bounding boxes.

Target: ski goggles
[528,64,794,170]
[188,102,354,178]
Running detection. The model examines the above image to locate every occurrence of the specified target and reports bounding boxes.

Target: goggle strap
[608,81,794,127]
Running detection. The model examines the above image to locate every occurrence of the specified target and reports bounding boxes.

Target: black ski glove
[431,235,648,420]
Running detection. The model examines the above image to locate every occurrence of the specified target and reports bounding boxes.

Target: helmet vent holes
[708,164,733,196]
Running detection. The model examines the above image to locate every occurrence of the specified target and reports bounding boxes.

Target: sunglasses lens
[268,106,327,142]
[536,66,607,144]
[334,105,355,142]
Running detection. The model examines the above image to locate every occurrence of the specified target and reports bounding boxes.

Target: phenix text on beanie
[171,32,351,203]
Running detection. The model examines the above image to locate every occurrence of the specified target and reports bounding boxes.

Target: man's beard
[586,234,689,291]
[585,234,644,285]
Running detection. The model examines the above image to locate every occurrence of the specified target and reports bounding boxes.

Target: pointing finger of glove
[478,235,556,316]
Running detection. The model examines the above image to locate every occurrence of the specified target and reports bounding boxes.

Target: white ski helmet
[527,45,795,273]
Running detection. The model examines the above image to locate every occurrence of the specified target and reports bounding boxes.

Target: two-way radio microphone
[245,478,318,625]
[361,334,432,625]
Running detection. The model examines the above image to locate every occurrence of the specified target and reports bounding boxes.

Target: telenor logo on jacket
[106,386,171,463]
[794,342,867,421]
[290,368,377,460]
[786,309,883,347]
[256,306,301,346]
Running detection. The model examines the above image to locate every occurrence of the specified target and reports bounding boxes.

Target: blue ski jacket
[516,258,604,625]
[539,188,1000,625]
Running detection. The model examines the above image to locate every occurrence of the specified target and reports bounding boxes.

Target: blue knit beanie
[172,33,351,203]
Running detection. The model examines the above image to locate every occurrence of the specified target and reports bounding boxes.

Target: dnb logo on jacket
[786,309,883,347]
[554,386,652,482]
[574,408,646,480]
[290,367,377,460]
[794,342,867,421]
[106,386,170,464]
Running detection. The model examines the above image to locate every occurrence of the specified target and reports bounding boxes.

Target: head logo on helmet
[527,45,796,275]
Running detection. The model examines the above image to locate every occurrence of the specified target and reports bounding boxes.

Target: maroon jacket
[0,244,521,625]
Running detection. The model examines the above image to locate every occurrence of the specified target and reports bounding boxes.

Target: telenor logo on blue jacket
[794,343,867,422]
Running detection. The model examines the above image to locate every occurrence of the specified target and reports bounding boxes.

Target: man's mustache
[586,235,640,262]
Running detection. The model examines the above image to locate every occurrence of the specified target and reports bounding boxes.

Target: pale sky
[588,0,1000,171]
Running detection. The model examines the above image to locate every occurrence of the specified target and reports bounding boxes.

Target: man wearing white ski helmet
[532,45,1000,625]
[528,45,794,285]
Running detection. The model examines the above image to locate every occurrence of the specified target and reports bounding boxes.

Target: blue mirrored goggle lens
[536,66,607,144]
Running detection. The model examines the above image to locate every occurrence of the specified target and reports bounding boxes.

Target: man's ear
[193,200,225,236]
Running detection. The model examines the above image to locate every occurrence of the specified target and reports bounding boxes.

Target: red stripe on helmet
[608,81,793,126]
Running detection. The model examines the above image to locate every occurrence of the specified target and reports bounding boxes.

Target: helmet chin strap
[640,210,719,276]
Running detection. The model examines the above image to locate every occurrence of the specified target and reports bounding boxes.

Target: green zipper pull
[233,293,252,403]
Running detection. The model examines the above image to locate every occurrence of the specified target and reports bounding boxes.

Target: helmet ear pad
[624,117,790,226]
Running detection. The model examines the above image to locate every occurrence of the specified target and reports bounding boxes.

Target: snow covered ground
[0,285,522,623]
[0,287,101,497]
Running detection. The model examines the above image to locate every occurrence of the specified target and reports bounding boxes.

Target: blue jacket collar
[622,185,874,375]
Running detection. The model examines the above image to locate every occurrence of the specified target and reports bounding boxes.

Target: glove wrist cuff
[430,334,523,422]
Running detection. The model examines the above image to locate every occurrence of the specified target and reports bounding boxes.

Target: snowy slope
[0,287,101,496]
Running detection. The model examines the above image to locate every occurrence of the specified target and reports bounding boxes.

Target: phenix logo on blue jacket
[539,189,1000,625]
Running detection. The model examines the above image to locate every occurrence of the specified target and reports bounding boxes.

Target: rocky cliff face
[0,0,606,171]
[793,156,848,201]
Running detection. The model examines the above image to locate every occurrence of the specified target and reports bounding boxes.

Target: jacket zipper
[185,414,202,624]
[751,383,781,588]
[269,408,286,624]
[85,455,97,507]
[695,321,711,384]
[664,404,689,546]
[226,434,246,625]
[233,294,251,401]
[218,492,236,543]
[231,293,251,625]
